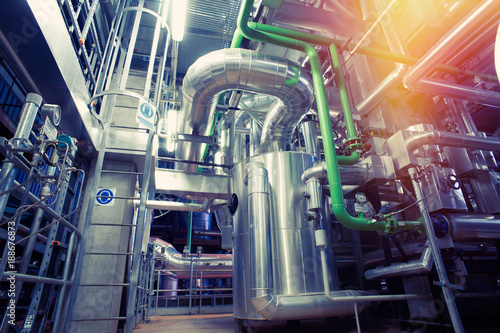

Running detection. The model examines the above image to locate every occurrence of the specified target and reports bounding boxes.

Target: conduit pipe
[145,200,206,212]
[176,48,314,171]
[416,78,500,108]
[403,0,500,91]
[246,163,371,320]
[364,241,433,280]
[152,238,232,274]
[406,130,500,154]
[301,161,369,186]
[233,0,387,232]
[356,0,409,116]
[246,162,273,304]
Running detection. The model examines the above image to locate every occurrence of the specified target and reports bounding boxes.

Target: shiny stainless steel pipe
[177,49,313,171]
[152,238,232,274]
[246,162,273,301]
[301,161,369,185]
[356,0,409,115]
[417,78,500,107]
[406,130,500,153]
[403,0,500,90]
[364,241,433,280]
[447,213,500,241]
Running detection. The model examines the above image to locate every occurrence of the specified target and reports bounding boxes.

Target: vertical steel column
[408,167,464,333]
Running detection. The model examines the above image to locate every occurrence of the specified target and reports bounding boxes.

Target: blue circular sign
[140,103,153,118]
[96,188,113,205]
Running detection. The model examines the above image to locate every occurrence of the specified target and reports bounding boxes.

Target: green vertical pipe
[234,0,387,232]
[329,44,357,141]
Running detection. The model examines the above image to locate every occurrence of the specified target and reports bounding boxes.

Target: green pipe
[235,0,387,232]
[247,22,497,83]
[328,43,361,164]
[329,44,357,140]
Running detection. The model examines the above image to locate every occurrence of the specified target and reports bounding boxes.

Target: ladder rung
[86,252,134,255]
[91,223,137,227]
[101,170,143,175]
[73,317,126,321]
[80,283,130,287]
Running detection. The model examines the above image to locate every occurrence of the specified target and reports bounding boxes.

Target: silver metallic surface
[154,168,228,199]
[152,238,232,276]
[145,200,206,212]
[419,166,467,212]
[300,119,320,160]
[403,0,500,90]
[364,242,433,280]
[356,0,409,116]
[447,213,500,241]
[306,178,323,211]
[14,93,43,141]
[416,78,500,107]
[246,162,273,301]
[409,167,464,333]
[176,48,314,171]
[406,130,500,153]
[232,152,323,320]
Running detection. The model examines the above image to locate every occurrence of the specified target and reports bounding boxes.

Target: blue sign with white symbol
[136,98,155,130]
[140,103,153,118]
[96,188,116,206]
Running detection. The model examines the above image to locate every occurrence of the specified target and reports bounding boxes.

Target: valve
[446,174,462,190]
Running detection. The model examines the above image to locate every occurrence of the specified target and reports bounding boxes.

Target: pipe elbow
[251,293,278,321]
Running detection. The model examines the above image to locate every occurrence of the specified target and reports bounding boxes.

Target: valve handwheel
[446,174,462,190]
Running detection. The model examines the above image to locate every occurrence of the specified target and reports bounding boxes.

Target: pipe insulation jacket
[176,48,313,171]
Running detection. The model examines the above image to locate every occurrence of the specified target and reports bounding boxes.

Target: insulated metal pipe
[152,238,232,274]
[246,162,273,301]
[416,78,500,107]
[177,48,313,171]
[447,213,500,242]
[356,0,408,115]
[406,130,500,153]
[403,0,500,90]
[364,241,433,280]
[0,93,43,218]
[300,118,320,160]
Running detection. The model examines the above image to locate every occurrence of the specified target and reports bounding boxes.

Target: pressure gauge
[355,192,367,203]
[40,104,61,126]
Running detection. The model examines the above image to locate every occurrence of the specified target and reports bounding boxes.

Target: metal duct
[403,0,500,90]
[177,48,314,171]
[246,162,273,301]
[301,161,369,186]
[364,242,433,280]
[406,130,500,153]
[251,292,369,321]
[300,118,320,160]
[447,213,500,242]
[416,78,500,108]
[152,238,232,275]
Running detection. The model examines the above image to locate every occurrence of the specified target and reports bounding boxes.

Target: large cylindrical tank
[231,151,324,320]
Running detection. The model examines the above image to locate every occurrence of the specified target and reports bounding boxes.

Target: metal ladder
[62,0,170,331]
